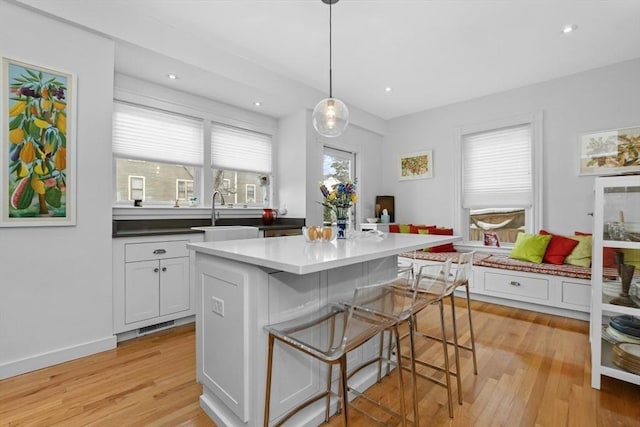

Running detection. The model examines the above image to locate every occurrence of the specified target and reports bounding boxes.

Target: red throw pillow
[429,227,456,253]
[575,231,617,267]
[389,224,400,233]
[539,230,579,265]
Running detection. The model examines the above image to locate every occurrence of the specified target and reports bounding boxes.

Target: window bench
[399,251,594,320]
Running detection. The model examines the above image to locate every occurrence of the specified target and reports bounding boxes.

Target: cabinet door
[159,257,190,316]
[125,260,160,324]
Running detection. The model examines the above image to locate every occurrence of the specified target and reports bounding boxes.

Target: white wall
[277,110,385,227]
[0,1,115,379]
[382,58,640,233]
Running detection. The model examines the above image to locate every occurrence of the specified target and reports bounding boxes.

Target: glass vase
[335,206,350,239]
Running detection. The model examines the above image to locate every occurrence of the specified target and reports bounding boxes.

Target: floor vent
[137,320,175,336]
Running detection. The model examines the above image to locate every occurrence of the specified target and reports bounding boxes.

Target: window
[113,102,202,204]
[128,175,145,201]
[457,114,542,245]
[211,122,272,207]
[245,184,256,203]
[322,146,356,224]
[176,179,194,201]
[112,100,273,208]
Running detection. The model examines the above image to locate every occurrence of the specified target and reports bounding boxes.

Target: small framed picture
[578,126,640,176]
[399,150,433,180]
[484,232,500,247]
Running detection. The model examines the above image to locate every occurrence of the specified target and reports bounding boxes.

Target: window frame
[454,112,543,248]
[111,93,275,208]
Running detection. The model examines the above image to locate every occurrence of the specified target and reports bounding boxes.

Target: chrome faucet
[211,191,225,225]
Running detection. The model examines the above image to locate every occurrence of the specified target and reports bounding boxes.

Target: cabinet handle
[510,281,521,287]
[162,267,167,272]
[153,249,167,254]
[153,267,159,273]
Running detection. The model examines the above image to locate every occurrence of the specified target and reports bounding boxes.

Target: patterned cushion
[476,254,595,279]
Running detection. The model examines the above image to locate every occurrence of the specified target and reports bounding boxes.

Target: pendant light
[312,0,349,138]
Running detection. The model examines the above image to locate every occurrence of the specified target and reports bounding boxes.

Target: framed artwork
[399,150,433,180]
[1,58,76,226]
[579,126,640,176]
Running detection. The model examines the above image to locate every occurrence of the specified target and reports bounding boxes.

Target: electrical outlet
[211,296,224,317]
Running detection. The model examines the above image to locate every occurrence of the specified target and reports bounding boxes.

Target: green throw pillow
[399,224,411,233]
[418,228,430,252]
[564,235,592,267]
[621,248,640,268]
[509,233,552,264]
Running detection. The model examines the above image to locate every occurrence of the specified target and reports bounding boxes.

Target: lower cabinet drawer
[125,240,189,262]
[561,280,590,308]
[484,271,549,301]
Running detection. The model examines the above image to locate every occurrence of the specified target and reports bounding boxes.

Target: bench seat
[399,250,594,320]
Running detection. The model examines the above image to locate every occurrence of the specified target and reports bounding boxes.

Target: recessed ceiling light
[561,24,578,34]
[254,101,262,107]
[167,73,178,80]
[385,87,392,93]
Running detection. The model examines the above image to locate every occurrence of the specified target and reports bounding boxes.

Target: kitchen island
[187,232,459,427]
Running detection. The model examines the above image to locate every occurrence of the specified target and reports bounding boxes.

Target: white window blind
[113,102,203,166]
[211,123,272,173]
[462,124,532,209]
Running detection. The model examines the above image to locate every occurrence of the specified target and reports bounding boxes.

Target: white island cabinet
[188,232,459,427]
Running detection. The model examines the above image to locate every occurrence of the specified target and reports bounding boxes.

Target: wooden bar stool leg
[264,334,275,427]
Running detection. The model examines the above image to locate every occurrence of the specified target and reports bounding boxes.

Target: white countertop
[187,232,460,275]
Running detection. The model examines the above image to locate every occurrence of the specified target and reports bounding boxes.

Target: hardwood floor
[2,300,639,427]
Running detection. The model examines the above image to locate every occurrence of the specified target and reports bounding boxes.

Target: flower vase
[335,206,349,239]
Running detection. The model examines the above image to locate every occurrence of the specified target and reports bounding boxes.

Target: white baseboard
[0,335,117,380]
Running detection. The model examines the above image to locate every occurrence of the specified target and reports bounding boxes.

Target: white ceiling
[16,0,640,121]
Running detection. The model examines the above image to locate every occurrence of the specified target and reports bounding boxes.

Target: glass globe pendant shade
[312,97,349,137]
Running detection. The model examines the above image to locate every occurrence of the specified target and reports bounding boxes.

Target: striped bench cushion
[399,251,599,280]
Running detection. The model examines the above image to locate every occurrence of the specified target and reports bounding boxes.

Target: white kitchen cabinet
[113,233,202,334]
[591,175,640,389]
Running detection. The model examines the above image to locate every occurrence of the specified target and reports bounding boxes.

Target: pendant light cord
[329,0,333,98]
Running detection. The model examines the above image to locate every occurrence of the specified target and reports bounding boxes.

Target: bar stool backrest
[453,251,475,288]
[415,259,453,299]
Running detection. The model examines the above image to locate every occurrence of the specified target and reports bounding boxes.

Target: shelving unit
[590,175,640,389]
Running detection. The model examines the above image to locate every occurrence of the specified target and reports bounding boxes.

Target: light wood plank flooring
[1,300,639,426]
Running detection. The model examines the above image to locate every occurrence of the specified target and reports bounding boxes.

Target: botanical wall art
[579,126,640,176]
[1,58,75,226]
[399,150,433,180]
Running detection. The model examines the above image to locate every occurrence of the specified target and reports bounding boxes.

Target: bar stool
[349,260,453,427]
[449,251,478,375]
[402,260,459,420]
[412,251,477,407]
[263,281,408,427]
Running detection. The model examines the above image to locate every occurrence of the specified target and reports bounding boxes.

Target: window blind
[211,123,272,173]
[113,102,203,166]
[462,124,532,209]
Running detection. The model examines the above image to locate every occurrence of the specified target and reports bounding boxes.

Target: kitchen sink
[191,225,260,242]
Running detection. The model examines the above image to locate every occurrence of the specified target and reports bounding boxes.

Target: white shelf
[600,340,640,386]
[602,240,640,250]
[590,175,640,390]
